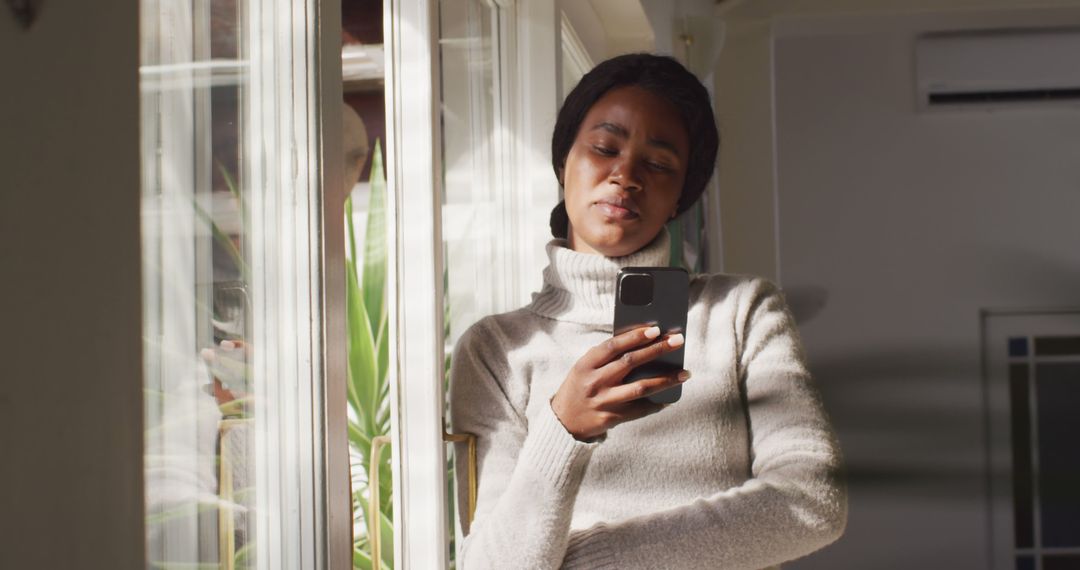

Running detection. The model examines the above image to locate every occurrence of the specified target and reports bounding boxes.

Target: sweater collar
[526,228,671,328]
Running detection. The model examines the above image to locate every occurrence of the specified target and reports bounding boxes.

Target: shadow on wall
[809,344,985,499]
[784,285,829,326]
[785,244,1080,502]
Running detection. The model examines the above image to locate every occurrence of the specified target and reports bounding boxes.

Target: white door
[983,310,1080,570]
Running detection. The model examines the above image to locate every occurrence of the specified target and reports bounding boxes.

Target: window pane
[441,0,512,342]
[1036,363,1080,548]
[141,0,325,567]
[341,5,392,565]
[1035,336,1080,357]
[438,0,513,563]
[1009,363,1034,549]
[1044,555,1080,570]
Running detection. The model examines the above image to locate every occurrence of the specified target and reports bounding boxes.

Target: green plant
[345,140,395,569]
[667,200,704,273]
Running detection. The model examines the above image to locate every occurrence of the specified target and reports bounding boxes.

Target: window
[1007,336,1080,568]
[439,0,518,561]
[441,0,521,342]
[140,0,332,567]
[985,312,1080,570]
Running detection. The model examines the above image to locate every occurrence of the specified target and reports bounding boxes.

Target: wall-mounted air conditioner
[916,28,1080,109]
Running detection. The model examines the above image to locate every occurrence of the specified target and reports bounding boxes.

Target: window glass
[341,4,392,566]
[441,0,513,343]
[438,0,513,562]
[141,0,325,567]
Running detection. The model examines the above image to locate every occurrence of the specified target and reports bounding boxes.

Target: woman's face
[561,85,689,258]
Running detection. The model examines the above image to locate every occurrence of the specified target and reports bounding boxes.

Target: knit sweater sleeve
[560,278,848,570]
[448,318,604,570]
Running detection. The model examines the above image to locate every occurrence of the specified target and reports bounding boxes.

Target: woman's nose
[609,157,643,192]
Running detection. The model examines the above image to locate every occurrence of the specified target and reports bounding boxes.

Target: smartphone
[613,266,689,404]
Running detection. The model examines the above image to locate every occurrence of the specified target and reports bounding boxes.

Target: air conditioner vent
[929,87,1080,105]
[916,29,1080,109]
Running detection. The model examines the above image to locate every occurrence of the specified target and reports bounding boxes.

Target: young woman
[449,53,847,570]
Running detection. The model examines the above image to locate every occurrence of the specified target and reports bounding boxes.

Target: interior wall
[0,2,144,569]
[561,0,655,64]
[716,5,1080,568]
[560,0,608,64]
[587,0,654,55]
[713,18,779,281]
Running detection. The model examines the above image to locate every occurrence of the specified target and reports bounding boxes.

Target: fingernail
[678,370,691,382]
[220,340,237,350]
[644,326,661,339]
[667,333,684,348]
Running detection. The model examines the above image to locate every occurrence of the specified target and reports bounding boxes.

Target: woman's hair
[549,53,719,239]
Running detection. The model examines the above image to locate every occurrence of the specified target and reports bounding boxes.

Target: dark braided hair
[549,53,719,238]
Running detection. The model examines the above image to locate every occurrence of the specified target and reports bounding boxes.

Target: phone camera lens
[620,274,653,306]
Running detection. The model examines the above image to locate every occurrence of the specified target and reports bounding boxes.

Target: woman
[449,53,847,570]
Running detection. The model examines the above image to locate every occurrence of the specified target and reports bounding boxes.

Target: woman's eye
[592,145,617,156]
[647,161,672,172]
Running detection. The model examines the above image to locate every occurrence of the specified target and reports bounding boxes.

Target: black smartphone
[613,266,689,404]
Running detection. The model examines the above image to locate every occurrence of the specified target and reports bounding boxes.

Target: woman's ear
[557,166,565,187]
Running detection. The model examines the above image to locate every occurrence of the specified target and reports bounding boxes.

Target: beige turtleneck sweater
[448,229,846,569]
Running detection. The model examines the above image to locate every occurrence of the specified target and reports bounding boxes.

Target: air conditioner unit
[916,28,1080,108]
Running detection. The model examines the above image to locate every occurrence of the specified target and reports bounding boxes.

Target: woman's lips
[594,201,639,220]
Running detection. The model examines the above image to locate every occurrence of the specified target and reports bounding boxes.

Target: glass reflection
[141,0,254,567]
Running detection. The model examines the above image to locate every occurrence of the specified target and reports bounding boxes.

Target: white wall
[0,2,144,568]
[560,0,611,64]
[716,4,1080,568]
[713,17,778,279]
[588,0,654,55]
[561,0,654,65]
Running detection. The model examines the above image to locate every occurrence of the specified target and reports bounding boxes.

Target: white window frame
[384,0,448,566]
[385,0,560,566]
[243,1,346,565]
[559,9,594,99]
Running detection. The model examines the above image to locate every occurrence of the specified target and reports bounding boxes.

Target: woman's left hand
[549,325,690,441]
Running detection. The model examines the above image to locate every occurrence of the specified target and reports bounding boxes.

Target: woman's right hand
[550,325,691,442]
